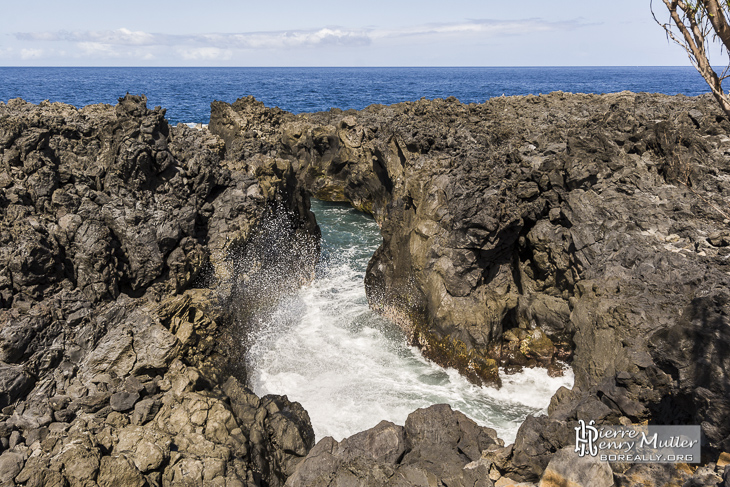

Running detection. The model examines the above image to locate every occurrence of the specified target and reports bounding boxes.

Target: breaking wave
[245,200,573,443]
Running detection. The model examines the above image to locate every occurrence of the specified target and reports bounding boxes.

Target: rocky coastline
[1,91,729,486]
[0,95,319,487]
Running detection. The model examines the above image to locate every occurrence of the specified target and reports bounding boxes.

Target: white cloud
[17,28,156,46]
[16,31,59,42]
[77,42,118,56]
[71,42,159,61]
[14,26,371,50]
[178,47,233,60]
[372,19,583,39]
[20,48,44,59]
[4,18,591,65]
[217,28,371,49]
[13,18,583,53]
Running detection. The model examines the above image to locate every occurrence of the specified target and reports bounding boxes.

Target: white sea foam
[184,122,208,130]
[245,201,573,444]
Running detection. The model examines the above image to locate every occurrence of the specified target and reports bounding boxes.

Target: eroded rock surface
[285,404,501,487]
[0,95,318,486]
[212,91,730,482]
[4,89,730,486]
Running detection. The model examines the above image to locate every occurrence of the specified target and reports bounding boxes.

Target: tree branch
[702,0,730,52]
[656,0,730,117]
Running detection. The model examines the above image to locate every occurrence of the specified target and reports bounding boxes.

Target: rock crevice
[212,91,730,483]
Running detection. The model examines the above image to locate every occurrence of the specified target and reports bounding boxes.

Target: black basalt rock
[0,95,320,486]
[212,91,730,482]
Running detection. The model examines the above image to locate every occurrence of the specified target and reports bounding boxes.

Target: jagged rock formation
[0,95,318,487]
[212,91,730,484]
[2,89,730,486]
[285,404,501,487]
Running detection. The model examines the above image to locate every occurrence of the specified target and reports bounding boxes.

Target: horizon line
[0,65,698,69]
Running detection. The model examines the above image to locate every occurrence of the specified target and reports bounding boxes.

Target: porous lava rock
[0,95,319,487]
[212,91,730,483]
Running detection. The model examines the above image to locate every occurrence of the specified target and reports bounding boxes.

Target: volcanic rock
[537,446,612,487]
[285,404,500,487]
[212,91,730,481]
[0,95,318,486]
[5,87,730,486]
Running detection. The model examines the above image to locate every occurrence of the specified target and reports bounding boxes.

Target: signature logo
[574,419,599,457]
[572,419,700,463]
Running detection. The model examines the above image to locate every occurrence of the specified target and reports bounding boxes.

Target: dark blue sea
[0,66,713,125]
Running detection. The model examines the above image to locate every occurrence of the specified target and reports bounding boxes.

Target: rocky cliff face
[3,89,729,486]
[212,91,730,484]
[0,95,319,487]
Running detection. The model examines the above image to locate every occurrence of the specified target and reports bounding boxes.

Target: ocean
[0,66,713,124]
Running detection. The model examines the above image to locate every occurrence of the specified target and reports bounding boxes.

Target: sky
[0,0,716,67]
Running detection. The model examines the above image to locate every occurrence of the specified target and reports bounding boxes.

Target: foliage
[653,0,730,116]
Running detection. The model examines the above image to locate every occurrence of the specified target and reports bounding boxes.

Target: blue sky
[0,0,710,66]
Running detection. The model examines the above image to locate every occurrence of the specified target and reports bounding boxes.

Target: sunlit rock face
[214,92,730,482]
[2,87,729,487]
[0,95,319,487]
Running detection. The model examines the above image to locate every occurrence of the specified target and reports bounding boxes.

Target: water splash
[245,200,573,443]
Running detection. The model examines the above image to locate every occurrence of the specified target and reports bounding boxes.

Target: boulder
[0,363,33,409]
[109,392,139,412]
[286,404,499,487]
[0,451,24,485]
[97,455,145,487]
[537,447,612,487]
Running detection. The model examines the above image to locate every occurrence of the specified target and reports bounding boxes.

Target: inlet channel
[245,199,573,443]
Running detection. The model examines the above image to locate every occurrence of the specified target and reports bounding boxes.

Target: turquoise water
[246,200,573,443]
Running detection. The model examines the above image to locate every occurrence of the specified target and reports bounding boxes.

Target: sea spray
[246,200,573,443]
[219,202,320,378]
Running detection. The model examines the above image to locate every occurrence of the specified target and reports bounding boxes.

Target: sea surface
[247,200,573,443]
[0,66,714,125]
[0,66,703,442]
